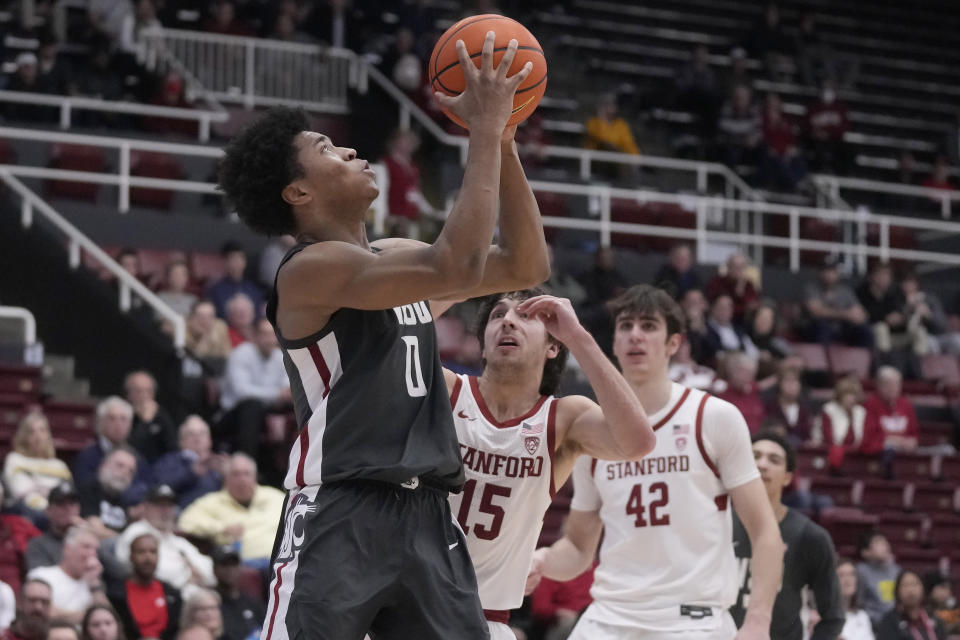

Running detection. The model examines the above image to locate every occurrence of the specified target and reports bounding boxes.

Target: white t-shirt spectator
[841,609,875,640]
[26,565,92,614]
[0,580,14,630]
[114,520,215,596]
[219,343,288,411]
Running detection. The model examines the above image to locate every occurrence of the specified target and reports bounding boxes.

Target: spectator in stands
[654,244,701,299]
[856,262,917,359]
[837,559,875,640]
[876,570,946,640]
[742,3,791,80]
[25,483,81,572]
[730,432,844,640]
[115,249,144,284]
[543,245,587,308]
[1,578,52,640]
[153,416,224,510]
[530,564,596,640]
[88,0,133,46]
[72,397,151,503]
[764,367,812,445]
[35,38,70,96]
[79,447,140,539]
[706,251,759,323]
[668,338,719,391]
[157,260,198,319]
[142,72,198,138]
[269,10,312,42]
[0,482,40,593]
[80,604,126,640]
[46,623,79,640]
[108,533,181,640]
[760,93,808,192]
[748,302,795,379]
[224,294,256,348]
[924,572,960,636]
[922,155,956,194]
[72,41,125,104]
[185,301,232,363]
[862,367,920,468]
[720,47,752,100]
[203,1,254,36]
[857,531,901,627]
[705,294,758,363]
[812,375,867,471]
[378,28,423,101]
[4,412,72,519]
[212,546,265,640]
[178,454,284,566]
[681,288,710,363]
[6,54,48,123]
[674,45,721,142]
[119,0,161,58]
[115,485,215,598]
[718,352,765,433]
[805,81,851,175]
[179,590,223,640]
[381,129,439,239]
[124,370,177,464]
[578,247,628,354]
[584,93,641,180]
[803,258,872,346]
[27,527,108,625]
[216,318,289,457]
[719,85,762,170]
[206,243,263,321]
[900,271,947,354]
[257,235,296,291]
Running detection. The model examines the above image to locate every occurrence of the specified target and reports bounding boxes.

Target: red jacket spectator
[806,99,849,142]
[861,392,919,454]
[0,513,41,592]
[719,384,766,434]
[762,97,798,156]
[532,564,596,623]
[383,153,421,220]
[706,253,759,323]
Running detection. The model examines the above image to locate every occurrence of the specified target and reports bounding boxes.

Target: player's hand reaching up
[516,295,587,346]
[434,32,533,134]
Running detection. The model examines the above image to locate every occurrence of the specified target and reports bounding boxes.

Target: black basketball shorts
[261,479,490,640]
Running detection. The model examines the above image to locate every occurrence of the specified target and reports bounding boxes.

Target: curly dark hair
[475,288,570,397]
[217,106,309,236]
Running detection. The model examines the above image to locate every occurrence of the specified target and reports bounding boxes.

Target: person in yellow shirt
[584,93,641,156]
[177,453,284,567]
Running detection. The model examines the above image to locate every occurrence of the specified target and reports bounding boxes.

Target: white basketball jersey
[571,382,759,630]
[448,375,558,611]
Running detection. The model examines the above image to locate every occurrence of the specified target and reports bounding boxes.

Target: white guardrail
[814,174,960,219]
[0,171,187,350]
[0,90,229,143]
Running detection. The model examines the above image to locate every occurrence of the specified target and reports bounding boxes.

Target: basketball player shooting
[530,285,784,640]
[445,289,657,640]
[217,33,540,640]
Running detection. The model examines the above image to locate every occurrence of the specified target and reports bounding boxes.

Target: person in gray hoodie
[856,531,901,627]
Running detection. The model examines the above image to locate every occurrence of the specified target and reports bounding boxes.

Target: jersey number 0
[401,336,427,397]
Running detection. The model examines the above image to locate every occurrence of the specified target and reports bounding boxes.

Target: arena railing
[140,27,358,114]
[0,305,42,365]
[0,90,229,143]
[0,126,391,231]
[813,174,960,220]
[138,27,762,201]
[0,172,187,350]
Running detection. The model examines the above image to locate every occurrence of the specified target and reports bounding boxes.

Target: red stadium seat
[46,144,107,201]
[435,316,466,362]
[911,483,960,515]
[138,248,187,288]
[0,364,42,403]
[918,422,954,448]
[610,198,658,250]
[795,444,828,476]
[876,512,928,547]
[130,151,183,210]
[890,453,934,483]
[818,507,878,551]
[932,454,960,483]
[808,477,857,508]
[792,343,829,373]
[534,192,567,242]
[840,452,883,478]
[921,354,960,387]
[189,252,225,287]
[928,515,960,548]
[42,399,96,452]
[893,547,944,575]
[857,480,909,511]
[827,345,871,380]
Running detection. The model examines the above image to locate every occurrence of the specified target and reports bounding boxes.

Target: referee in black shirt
[730,430,845,640]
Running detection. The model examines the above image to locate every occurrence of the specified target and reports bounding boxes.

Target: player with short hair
[730,431,844,640]
[447,289,656,640]
[531,284,784,640]
[218,33,541,640]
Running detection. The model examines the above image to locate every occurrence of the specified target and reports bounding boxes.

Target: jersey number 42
[625,482,671,527]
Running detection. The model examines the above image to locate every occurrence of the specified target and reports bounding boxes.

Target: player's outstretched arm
[518,295,655,462]
[731,479,784,640]
[531,508,603,585]
[281,34,532,312]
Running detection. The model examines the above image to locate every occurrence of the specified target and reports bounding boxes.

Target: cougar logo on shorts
[276,492,318,562]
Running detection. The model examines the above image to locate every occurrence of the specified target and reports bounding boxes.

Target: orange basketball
[429,14,547,130]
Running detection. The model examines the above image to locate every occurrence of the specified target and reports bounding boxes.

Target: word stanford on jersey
[460,444,545,478]
[604,455,690,479]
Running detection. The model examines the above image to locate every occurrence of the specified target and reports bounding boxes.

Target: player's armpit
[278,240,482,312]
[539,508,603,582]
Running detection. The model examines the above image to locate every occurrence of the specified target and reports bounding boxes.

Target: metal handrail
[0,90,228,142]
[0,306,36,346]
[814,174,960,219]
[0,172,186,349]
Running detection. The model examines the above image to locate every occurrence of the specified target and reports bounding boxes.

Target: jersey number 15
[457,479,511,540]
